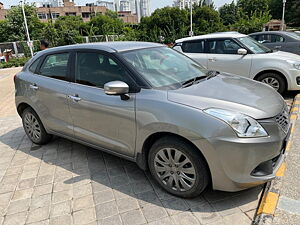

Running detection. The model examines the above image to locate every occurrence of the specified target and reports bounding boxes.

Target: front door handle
[208,58,216,62]
[275,46,282,49]
[68,95,81,102]
[29,84,39,90]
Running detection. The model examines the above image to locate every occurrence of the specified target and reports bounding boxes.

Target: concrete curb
[253,94,300,225]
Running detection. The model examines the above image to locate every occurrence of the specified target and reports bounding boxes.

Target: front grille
[275,104,290,133]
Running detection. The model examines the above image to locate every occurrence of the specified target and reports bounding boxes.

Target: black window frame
[35,51,73,82]
[72,49,140,93]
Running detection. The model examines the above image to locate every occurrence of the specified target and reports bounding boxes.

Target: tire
[148,136,209,198]
[256,72,286,94]
[22,107,52,145]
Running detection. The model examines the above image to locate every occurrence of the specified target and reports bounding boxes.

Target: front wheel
[22,108,52,145]
[148,136,209,198]
[257,73,286,94]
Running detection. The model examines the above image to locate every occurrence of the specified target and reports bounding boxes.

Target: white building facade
[173,0,212,9]
[35,0,63,7]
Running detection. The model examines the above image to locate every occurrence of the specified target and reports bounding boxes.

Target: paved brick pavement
[0,68,264,225]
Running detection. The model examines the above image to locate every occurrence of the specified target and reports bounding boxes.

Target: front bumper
[203,120,289,192]
[287,69,300,90]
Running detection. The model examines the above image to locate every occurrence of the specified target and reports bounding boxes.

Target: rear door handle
[29,84,39,90]
[275,46,282,49]
[68,95,81,102]
[208,58,216,62]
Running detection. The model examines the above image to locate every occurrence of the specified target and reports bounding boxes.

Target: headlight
[204,108,268,138]
[287,60,300,70]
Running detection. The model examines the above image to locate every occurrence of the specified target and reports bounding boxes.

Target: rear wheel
[148,136,209,198]
[22,108,52,145]
[257,72,286,94]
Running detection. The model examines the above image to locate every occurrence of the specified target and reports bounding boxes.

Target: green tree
[54,16,85,45]
[88,11,124,35]
[41,22,59,47]
[192,5,225,35]
[231,10,271,34]
[269,0,300,26]
[219,1,238,26]
[3,4,44,42]
[237,0,270,17]
[138,7,189,43]
[0,20,10,42]
[268,0,282,20]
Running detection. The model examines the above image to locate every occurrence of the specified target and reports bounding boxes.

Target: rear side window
[29,58,41,73]
[182,41,205,53]
[39,53,70,80]
[270,34,285,43]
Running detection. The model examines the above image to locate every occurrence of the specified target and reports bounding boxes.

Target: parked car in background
[174,32,300,94]
[249,31,300,55]
[15,42,289,197]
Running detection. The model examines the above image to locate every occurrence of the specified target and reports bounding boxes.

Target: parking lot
[0,67,294,225]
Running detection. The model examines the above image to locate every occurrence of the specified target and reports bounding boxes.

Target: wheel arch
[136,132,212,183]
[17,102,33,117]
[254,70,288,91]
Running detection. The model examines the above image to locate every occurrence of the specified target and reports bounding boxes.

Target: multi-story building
[173,0,212,9]
[139,0,150,17]
[36,0,63,8]
[95,0,115,11]
[119,0,130,11]
[0,1,138,24]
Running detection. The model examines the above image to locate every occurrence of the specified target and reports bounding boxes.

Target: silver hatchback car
[15,42,290,197]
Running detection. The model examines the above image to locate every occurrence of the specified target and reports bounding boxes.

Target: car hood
[267,50,300,61]
[167,73,284,119]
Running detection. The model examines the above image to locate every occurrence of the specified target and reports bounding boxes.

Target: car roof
[36,41,164,56]
[175,32,247,43]
[249,31,294,36]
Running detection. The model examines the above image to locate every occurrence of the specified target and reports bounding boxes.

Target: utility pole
[21,0,33,57]
[189,0,193,37]
[281,0,286,31]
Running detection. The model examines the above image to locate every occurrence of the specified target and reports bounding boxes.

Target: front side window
[39,53,70,80]
[76,52,131,88]
[182,41,205,53]
[237,36,272,54]
[122,47,206,89]
[207,39,241,54]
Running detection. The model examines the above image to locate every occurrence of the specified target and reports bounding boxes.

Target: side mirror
[238,48,247,55]
[104,81,129,96]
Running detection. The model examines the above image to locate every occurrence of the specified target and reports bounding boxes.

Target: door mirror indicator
[238,48,248,55]
[104,81,129,96]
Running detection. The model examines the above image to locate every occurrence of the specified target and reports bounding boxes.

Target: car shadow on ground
[0,125,262,222]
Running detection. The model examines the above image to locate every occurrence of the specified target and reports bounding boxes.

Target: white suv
[174,32,300,93]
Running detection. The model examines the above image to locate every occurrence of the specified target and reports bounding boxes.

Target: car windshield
[237,36,272,54]
[121,47,206,89]
[286,32,300,40]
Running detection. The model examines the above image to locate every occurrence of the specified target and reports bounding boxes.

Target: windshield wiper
[206,70,220,80]
[181,75,207,88]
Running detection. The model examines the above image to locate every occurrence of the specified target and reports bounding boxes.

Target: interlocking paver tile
[52,190,72,204]
[73,194,94,211]
[94,189,114,205]
[116,197,139,213]
[171,211,200,225]
[27,206,50,224]
[50,200,71,218]
[17,178,35,190]
[6,198,30,215]
[141,203,168,223]
[95,201,118,219]
[98,214,122,225]
[3,211,27,225]
[49,215,72,225]
[12,188,34,201]
[148,217,175,225]
[31,193,51,209]
[120,209,147,225]
[73,208,96,225]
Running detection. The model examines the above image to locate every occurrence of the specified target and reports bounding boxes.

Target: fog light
[297,77,300,85]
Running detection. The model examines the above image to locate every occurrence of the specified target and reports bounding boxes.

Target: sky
[1,0,233,11]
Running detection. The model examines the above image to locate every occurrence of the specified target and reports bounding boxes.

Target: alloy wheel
[154,147,196,192]
[261,77,280,91]
[24,112,41,142]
